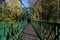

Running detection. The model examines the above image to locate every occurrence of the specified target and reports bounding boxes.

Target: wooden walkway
[21,23,40,40]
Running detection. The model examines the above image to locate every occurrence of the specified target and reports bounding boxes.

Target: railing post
[58,25,60,40]
[2,1,4,21]
[55,25,59,40]
[54,24,60,40]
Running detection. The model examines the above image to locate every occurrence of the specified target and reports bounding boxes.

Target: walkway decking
[21,23,40,40]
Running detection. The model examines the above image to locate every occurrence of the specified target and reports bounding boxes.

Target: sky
[6,0,29,7]
[6,0,9,2]
[22,0,29,7]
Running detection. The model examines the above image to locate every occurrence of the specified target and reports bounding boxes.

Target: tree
[4,0,22,22]
[28,0,43,12]
[41,0,57,22]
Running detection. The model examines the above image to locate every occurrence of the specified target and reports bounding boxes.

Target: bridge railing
[0,20,27,40]
[31,20,60,40]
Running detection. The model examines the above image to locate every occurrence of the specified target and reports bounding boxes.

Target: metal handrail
[31,20,60,40]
